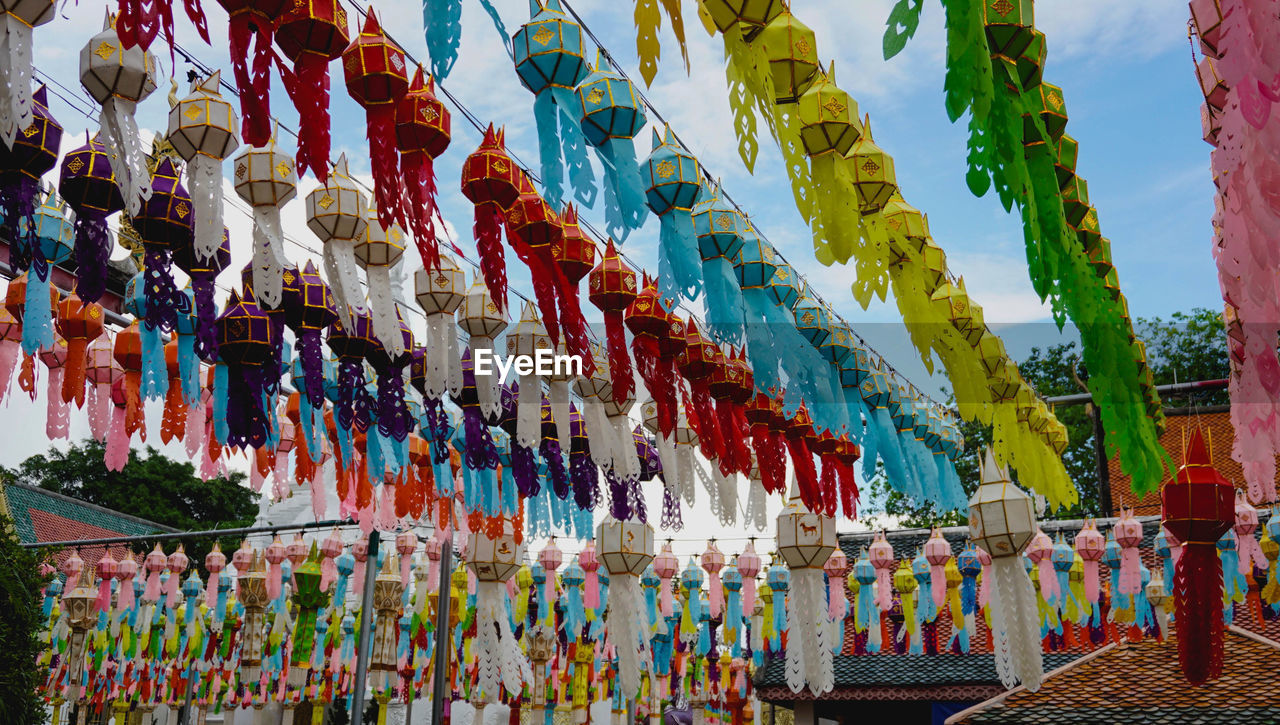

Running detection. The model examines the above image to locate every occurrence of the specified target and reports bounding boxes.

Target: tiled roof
[757,652,1082,694]
[1108,409,1273,516]
[949,627,1280,724]
[2,483,175,567]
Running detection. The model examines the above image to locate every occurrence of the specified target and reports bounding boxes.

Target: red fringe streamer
[714,401,737,476]
[254,446,272,480]
[819,453,838,517]
[396,470,413,519]
[294,430,315,484]
[1173,544,1225,684]
[62,338,88,408]
[784,432,820,510]
[838,460,859,519]
[730,405,752,476]
[769,430,788,492]
[508,234,561,345]
[290,54,333,183]
[632,335,675,437]
[556,282,592,373]
[123,369,143,439]
[604,310,633,405]
[160,379,186,444]
[228,15,276,147]
[474,203,508,313]
[366,105,407,233]
[402,151,440,269]
[750,423,781,494]
[687,380,723,464]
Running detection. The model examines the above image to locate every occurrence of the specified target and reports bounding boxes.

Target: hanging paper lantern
[342,9,409,233]
[691,183,747,345]
[644,125,703,302]
[80,13,156,215]
[512,0,592,209]
[700,0,782,33]
[798,65,861,266]
[413,252,464,401]
[20,190,72,359]
[982,0,1034,62]
[354,198,408,357]
[56,294,103,410]
[776,482,837,695]
[215,0,285,146]
[84,332,118,441]
[756,9,819,103]
[216,289,278,448]
[39,335,68,439]
[504,174,583,361]
[275,0,349,181]
[168,71,239,272]
[596,516,655,701]
[968,447,1042,691]
[366,308,413,442]
[733,229,784,393]
[0,85,60,277]
[460,125,521,312]
[506,300,551,452]
[231,129,295,312]
[1161,426,1234,685]
[551,203,596,366]
[281,260,338,411]
[396,66,451,268]
[457,275,508,422]
[845,117,896,215]
[327,309,377,434]
[466,521,532,700]
[131,156,193,335]
[172,227,230,363]
[307,154,368,325]
[589,238,637,406]
[575,51,648,240]
[677,320,726,468]
[627,276,675,438]
[112,321,144,450]
[58,134,123,304]
[0,0,54,147]
[708,347,754,482]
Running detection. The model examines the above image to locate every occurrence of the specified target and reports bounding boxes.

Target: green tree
[0,513,53,724]
[869,308,1229,526]
[2,439,257,568]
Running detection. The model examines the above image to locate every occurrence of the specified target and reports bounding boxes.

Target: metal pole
[1043,378,1228,406]
[431,542,454,725]
[1091,404,1114,517]
[351,530,381,724]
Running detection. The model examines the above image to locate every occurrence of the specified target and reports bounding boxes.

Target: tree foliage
[2,439,257,568]
[0,513,52,725]
[868,308,1229,527]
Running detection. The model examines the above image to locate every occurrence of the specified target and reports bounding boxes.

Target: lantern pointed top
[332,154,351,179]
[361,7,383,35]
[520,298,540,322]
[1181,426,1210,468]
[192,71,222,96]
[980,447,1009,486]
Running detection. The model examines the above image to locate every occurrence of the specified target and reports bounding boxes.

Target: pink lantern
[1074,519,1105,605]
[352,536,370,596]
[231,540,254,600]
[93,550,117,614]
[264,535,287,600]
[39,335,69,439]
[868,532,895,613]
[538,538,563,616]
[84,333,118,441]
[424,532,443,590]
[165,544,189,608]
[701,540,726,618]
[287,533,308,588]
[737,541,762,614]
[822,548,849,620]
[396,530,417,586]
[320,528,344,593]
[205,542,226,607]
[142,544,167,603]
[653,541,678,616]
[1234,489,1267,575]
[923,528,951,609]
[60,548,84,593]
[1114,508,1144,596]
[580,541,601,609]
[1025,529,1057,602]
[115,552,138,611]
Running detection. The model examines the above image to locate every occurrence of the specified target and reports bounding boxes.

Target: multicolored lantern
[308,155,369,325]
[413,252,464,401]
[80,13,156,214]
[396,66,451,268]
[342,9,409,233]
[282,260,337,410]
[275,0,349,181]
[56,293,103,410]
[21,189,72,357]
[59,133,123,304]
[596,516,655,700]
[466,521,531,701]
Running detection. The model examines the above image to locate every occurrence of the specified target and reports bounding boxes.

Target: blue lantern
[124,271,168,401]
[23,190,73,356]
[643,125,703,303]
[576,51,649,241]
[691,184,748,345]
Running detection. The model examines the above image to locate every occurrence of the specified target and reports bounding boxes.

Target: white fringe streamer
[785,567,834,696]
[99,97,150,215]
[188,154,226,265]
[250,206,287,309]
[989,556,1044,692]
[324,237,367,326]
[367,264,403,356]
[471,336,501,421]
[0,16,33,149]
[517,370,541,449]
[606,573,650,702]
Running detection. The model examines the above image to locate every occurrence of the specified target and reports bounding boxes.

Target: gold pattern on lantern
[822,96,846,117]
[715,214,733,231]
[235,163,247,179]
[184,105,202,120]
[800,310,815,324]
[22,125,37,138]
[1047,92,1063,110]
[532,24,555,46]
[229,319,244,336]
[486,302,498,314]
[861,159,881,175]
[794,37,812,56]
[282,270,296,284]
[94,42,116,60]
[276,162,291,178]
[175,202,190,219]
[318,195,335,210]
[655,159,676,179]
[586,87,605,105]
[886,218,901,230]
[89,307,101,319]
[776,268,789,280]
[992,0,1014,15]
[434,274,448,286]
[66,157,84,174]
[336,8,347,26]
[509,206,525,224]
[624,276,636,291]
[494,160,509,174]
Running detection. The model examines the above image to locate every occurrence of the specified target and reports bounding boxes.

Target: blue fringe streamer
[701,257,745,346]
[597,137,648,241]
[657,209,703,302]
[21,269,52,356]
[423,0,462,80]
[140,322,168,400]
[178,333,200,407]
[213,363,229,446]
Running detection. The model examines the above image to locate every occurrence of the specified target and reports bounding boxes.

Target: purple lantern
[172,226,230,361]
[365,308,414,442]
[59,133,123,303]
[216,289,278,448]
[327,310,378,433]
[1,86,62,275]
[131,157,193,333]
[282,260,337,408]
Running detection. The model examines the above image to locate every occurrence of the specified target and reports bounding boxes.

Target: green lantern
[757,10,820,104]
[983,0,1034,62]
[288,543,330,689]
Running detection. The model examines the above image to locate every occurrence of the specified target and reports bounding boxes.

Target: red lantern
[460,125,520,312]
[626,274,675,437]
[708,347,753,478]
[275,0,350,181]
[395,66,451,269]
[1161,426,1234,685]
[677,320,725,465]
[588,239,636,407]
[784,403,821,513]
[505,173,570,350]
[553,204,595,364]
[218,0,287,145]
[342,8,409,232]
[113,322,144,440]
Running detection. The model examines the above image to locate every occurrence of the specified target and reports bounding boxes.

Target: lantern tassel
[289,54,333,184]
[532,91,567,209]
[323,237,368,326]
[474,203,508,313]
[701,259,745,346]
[402,151,441,270]
[631,335,675,437]
[596,138,648,241]
[1174,543,1226,684]
[72,213,111,304]
[250,207,287,310]
[655,210,702,303]
[367,265,402,357]
[603,309,633,405]
[227,15,275,147]
[186,155,225,265]
[0,15,35,149]
[365,105,408,234]
[99,97,150,216]
[21,269,54,356]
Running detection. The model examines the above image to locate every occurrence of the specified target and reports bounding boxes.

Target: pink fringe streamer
[105,403,130,471]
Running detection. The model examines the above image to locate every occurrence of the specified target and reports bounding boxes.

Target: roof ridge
[943,643,1119,725]
[4,482,179,533]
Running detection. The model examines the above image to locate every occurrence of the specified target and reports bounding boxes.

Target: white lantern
[546,337,573,453]
[596,516,654,701]
[80,11,156,214]
[574,343,613,472]
[458,275,507,420]
[967,447,1042,692]
[308,155,368,326]
[354,200,408,357]
[414,253,465,400]
[466,522,531,701]
[642,396,680,515]
[232,130,296,310]
[0,0,54,146]
[506,300,550,449]
[775,485,836,696]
